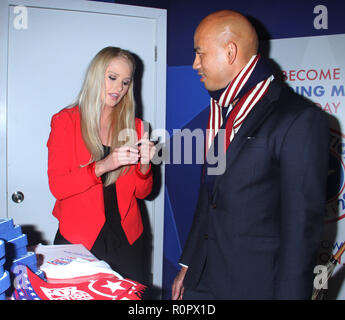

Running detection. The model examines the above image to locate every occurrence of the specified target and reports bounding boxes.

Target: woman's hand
[95,145,139,177]
[137,132,156,174]
[94,132,156,177]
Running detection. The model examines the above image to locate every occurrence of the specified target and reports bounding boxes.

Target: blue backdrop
[94,0,345,299]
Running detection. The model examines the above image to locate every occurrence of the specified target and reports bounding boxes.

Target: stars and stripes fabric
[11,266,146,300]
[206,54,274,152]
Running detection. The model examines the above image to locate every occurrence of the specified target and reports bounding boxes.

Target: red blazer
[47,106,153,250]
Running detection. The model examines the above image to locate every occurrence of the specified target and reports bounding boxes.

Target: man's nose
[192,54,200,70]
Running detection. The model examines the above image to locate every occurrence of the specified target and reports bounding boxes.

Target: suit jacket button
[204,234,208,240]
[211,203,217,209]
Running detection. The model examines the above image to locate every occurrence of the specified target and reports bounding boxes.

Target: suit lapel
[211,81,281,198]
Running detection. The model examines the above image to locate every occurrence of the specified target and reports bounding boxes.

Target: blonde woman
[47,47,155,284]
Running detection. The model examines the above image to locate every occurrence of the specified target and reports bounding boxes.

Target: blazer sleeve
[47,111,102,201]
[132,118,153,199]
[133,164,153,199]
[275,107,329,299]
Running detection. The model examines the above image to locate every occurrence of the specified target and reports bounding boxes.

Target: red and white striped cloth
[206,54,274,152]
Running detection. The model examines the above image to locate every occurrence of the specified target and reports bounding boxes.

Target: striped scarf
[206,54,274,152]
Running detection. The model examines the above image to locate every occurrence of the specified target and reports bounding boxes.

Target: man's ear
[226,41,237,65]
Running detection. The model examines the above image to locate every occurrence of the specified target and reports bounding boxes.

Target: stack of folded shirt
[11,244,146,300]
[0,240,10,300]
[0,218,44,299]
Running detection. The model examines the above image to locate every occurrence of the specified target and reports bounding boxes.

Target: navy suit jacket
[179,80,330,299]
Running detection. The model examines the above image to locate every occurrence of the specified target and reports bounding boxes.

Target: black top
[54,145,145,284]
[90,146,127,254]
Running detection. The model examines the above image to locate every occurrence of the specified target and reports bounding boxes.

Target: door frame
[0,0,166,294]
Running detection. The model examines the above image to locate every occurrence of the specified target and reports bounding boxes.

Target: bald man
[172,10,329,300]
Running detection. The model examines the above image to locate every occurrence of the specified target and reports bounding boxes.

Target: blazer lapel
[211,81,281,198]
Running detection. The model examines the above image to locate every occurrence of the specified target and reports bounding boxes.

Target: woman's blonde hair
[73,46,137,186]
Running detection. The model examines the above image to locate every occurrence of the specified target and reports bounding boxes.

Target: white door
[0,0,166,291]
